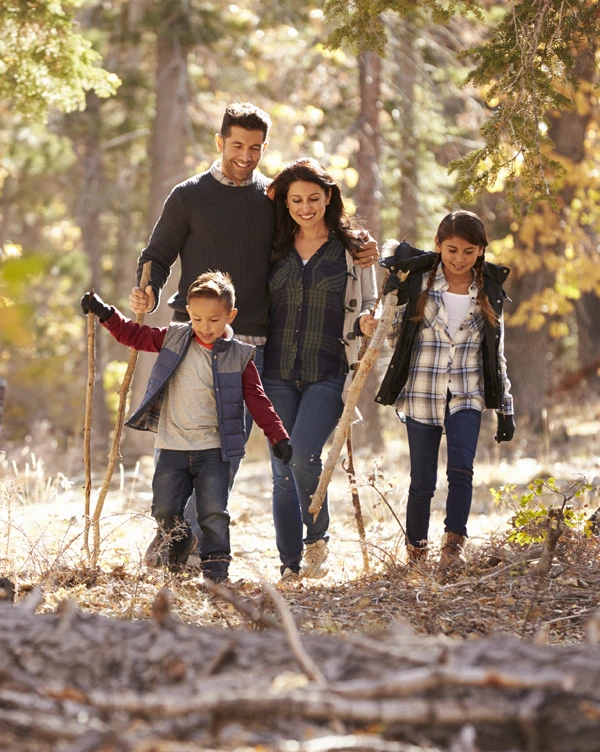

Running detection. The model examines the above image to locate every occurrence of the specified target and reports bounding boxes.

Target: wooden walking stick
[343,425,370,573]
[308,274,406,522]
[83,296,96,559]
[89,261,152,567]
[339,281,389,574]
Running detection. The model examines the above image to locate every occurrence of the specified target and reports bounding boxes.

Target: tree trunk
[78,92,111,461]
[355,50,384,453]
[394,18,419,241]
[508,46,597,426]
[127,19,190,462]
[504,267,554,431]
[356,51,382,246]
[575,293,600,392]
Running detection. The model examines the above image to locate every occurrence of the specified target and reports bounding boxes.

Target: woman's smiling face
[285,180,330,230]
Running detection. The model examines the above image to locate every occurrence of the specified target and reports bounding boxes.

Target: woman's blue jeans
[152,448,231,578]
[262,375,345,573]
[405,407,482,548]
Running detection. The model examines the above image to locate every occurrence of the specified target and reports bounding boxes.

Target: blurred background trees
[1,0,599,464]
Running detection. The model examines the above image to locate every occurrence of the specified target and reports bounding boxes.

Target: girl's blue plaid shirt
[391,266,513,426]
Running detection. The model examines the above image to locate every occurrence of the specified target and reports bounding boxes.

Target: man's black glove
[81,292,114,322]
[382,272,409,305]
[495,413,515,443]
[272,439,293,465]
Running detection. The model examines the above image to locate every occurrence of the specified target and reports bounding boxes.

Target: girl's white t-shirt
[442,291,472,339]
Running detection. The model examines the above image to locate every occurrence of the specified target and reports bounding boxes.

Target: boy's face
[186,296,237,345]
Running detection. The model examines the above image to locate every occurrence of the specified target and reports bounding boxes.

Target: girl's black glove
[81,292,114,322]
[382,273,409,305]
[495,413,515,443]
[272,439,293,465]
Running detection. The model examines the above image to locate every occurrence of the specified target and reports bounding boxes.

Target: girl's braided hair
[412,210,498,327]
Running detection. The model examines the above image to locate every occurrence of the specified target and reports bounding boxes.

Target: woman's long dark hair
[413,210,498,327]
[267,158,363,263]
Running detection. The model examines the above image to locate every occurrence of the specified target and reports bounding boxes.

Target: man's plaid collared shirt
[394,267,513,426]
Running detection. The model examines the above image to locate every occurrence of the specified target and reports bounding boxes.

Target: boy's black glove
[495,413,515,443]
[382,272,409,305]
[81,292,114,322]
[272,439,293,465]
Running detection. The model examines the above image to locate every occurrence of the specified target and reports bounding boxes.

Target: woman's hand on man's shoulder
[354,230,379,268]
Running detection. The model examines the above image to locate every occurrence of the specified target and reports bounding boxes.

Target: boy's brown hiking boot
[168,529,199,572]
[406,543,429,568]
[439,532,467,569]
[144,531,169,568]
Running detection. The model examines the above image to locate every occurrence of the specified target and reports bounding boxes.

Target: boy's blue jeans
[405,407,482,548]
[183,346,264,547]
[153,448,231,578]
[263,375,345,574]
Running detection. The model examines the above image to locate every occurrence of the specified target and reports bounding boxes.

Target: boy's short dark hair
[220,102,271,141]
[187,271,236,311]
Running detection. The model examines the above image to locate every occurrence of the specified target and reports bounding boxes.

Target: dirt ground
[1,396,599,645]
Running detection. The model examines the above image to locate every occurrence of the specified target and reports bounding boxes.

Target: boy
[81,271,292,583]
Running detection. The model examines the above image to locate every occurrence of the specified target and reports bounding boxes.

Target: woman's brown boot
[406,543,429,567]
[439,532,467,569]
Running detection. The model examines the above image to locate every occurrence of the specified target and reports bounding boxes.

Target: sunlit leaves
[325,0,600,210]
[0,1,120,121]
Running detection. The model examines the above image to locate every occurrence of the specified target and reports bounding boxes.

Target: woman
[263,158,378,584]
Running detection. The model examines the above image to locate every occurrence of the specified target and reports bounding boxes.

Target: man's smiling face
[216,126,267,185]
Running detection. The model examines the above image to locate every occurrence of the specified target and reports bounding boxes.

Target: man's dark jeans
[183,345,264,550]
[263,374,345,574]
[405,406,482,548]
[153,448,231,578]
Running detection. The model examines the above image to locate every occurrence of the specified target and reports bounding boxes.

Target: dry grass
[0,407,599,644]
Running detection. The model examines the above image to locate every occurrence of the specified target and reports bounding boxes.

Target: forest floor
[1,396,599,646]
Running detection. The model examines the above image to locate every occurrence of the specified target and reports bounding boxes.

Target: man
[129,101,378,555]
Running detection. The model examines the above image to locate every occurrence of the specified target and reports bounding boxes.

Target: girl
[376,210,515,568]
[264,158,378,584]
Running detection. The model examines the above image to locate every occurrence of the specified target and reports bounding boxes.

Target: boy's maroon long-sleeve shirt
[103,309,288,446]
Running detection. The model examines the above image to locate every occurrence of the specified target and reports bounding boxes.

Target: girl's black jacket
[375,242,511,410]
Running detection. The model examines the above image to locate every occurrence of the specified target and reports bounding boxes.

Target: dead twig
[203,637,238,677]
[327,665,573,698]
[202,579,281,630]
[260,577,327,686]
[343,428,370,573]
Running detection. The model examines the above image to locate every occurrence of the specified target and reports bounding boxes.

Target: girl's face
[285,180,330,230]
[435,234,484,280]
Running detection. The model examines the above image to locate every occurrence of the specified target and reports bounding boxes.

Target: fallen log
[0,600,599,751]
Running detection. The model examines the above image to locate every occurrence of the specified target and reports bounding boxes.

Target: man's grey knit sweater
[136,170,275,337]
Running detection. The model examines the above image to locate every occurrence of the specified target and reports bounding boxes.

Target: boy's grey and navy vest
[126,324,254,462]
[376,242,511,409]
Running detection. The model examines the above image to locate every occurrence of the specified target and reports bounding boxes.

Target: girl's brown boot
[439,532,467,569]
[406,543,429,567]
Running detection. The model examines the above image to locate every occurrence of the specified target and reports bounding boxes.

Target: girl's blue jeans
[405,407,482,547]
[262,375,345,574]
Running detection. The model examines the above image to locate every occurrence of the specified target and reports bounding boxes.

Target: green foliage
[450,1,600,212]
[325,0,600,210]
[0,0,120,121]
[491,477,593,546]
[324,0,483,55]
